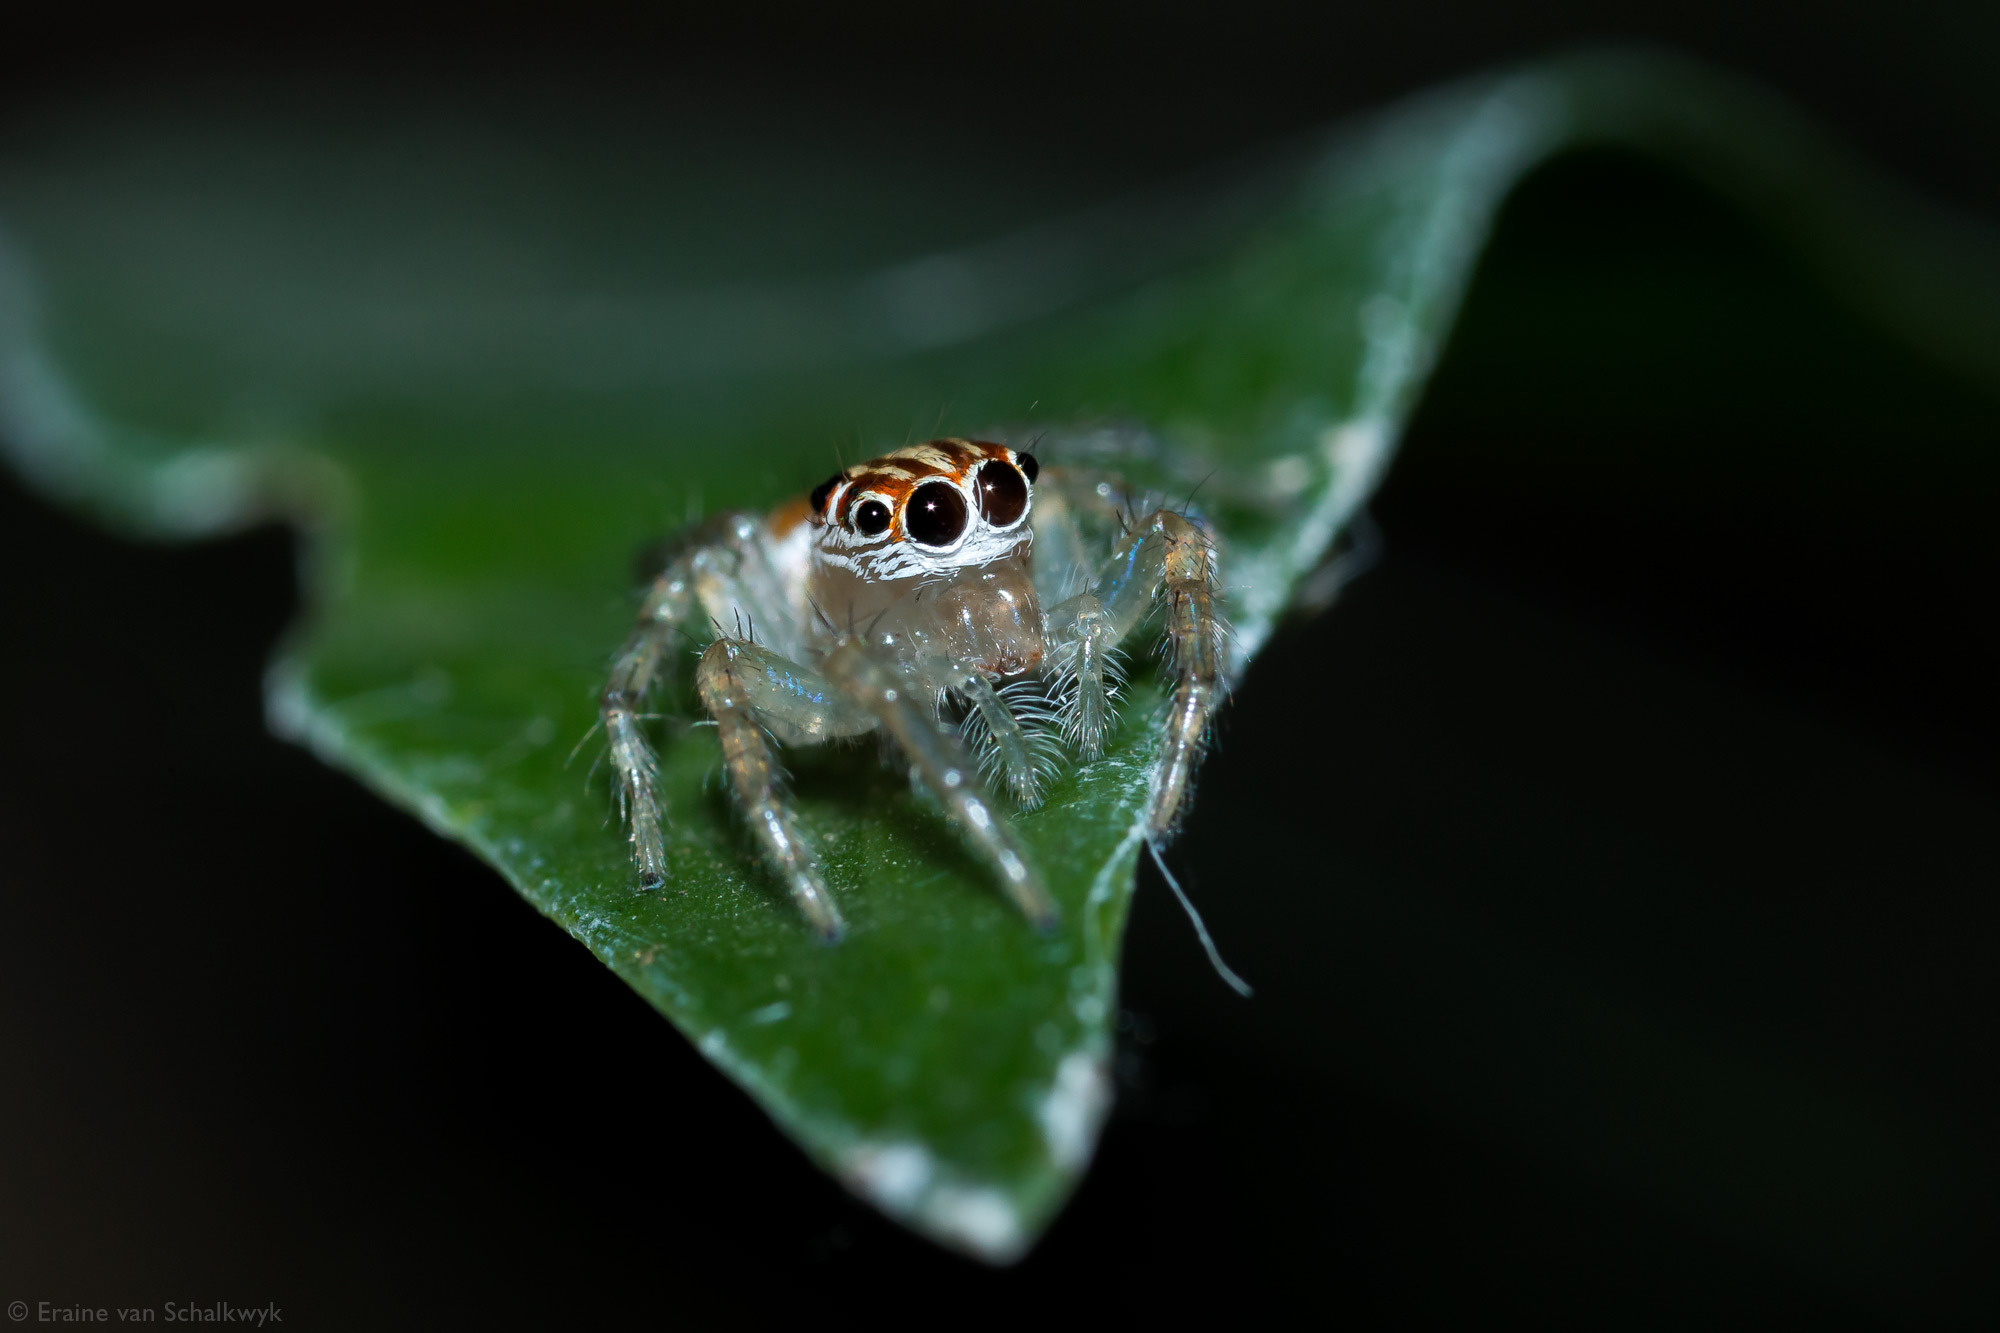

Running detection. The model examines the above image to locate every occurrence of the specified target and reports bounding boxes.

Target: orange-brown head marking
[808,439,1039,581]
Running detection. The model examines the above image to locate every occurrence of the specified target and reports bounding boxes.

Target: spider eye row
[828,454,1038,549]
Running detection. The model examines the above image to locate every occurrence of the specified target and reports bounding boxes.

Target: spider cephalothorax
[600,435,1223,941]
[806,441,1046,680]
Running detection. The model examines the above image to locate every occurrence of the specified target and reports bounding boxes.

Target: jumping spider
[600,436,1224,941]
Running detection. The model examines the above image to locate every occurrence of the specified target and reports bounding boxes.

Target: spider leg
[601,547,701,888]
[686,514,808,661]
[1041,592,1124,759]
[1064,507,1224,838]
[600,511,796,890]
[1029,465,1148,760]
[951,670,1051,808]
[819,639,1059,930]
[1022,463,1128,607]
[696,638,873,942]
[1146,510,1224,838]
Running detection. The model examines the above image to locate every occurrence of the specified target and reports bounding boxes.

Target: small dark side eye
[809,474,841,515]
[905,483,968,547]
[1016,452,1039,483]
[975,460,1029,527]
[852,499,892,536]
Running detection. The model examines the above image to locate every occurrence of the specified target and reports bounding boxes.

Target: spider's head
[808,438,1038,582]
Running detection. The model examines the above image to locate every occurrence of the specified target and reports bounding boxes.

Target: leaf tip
[836,1140,1032,1264]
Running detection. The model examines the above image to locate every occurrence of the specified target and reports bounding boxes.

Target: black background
[3,4,1998,1326]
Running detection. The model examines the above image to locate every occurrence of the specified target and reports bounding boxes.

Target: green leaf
[2,52,1994,1260]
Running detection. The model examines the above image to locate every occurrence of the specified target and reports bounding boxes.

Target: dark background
[3,4,1998,1326]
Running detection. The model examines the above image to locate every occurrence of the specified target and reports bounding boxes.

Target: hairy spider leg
[1149,512,1224,836]
[601,549,696,887]
[601,512,790,889]
[688,513,810,662]
[1022,466,1144,760]
[1041,592,1124,759]
[1049,505,1224,837]
[949,668,1052,808]
[695,638,875,941]
[818,639,1060,931]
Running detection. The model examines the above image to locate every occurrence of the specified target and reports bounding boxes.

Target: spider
[599,436,1224,942]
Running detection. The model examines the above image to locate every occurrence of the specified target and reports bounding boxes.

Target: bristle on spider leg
[999,677,1067,782]
[953,694,1007,786]
[565,717,606,770]
[998,676,1062,727]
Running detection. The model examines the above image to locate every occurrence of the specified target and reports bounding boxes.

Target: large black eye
[905,483,968,547]
[1015,451,1039,483]
[808,474,841,515]
[974,460,1029,527]
[851,498,892,536]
